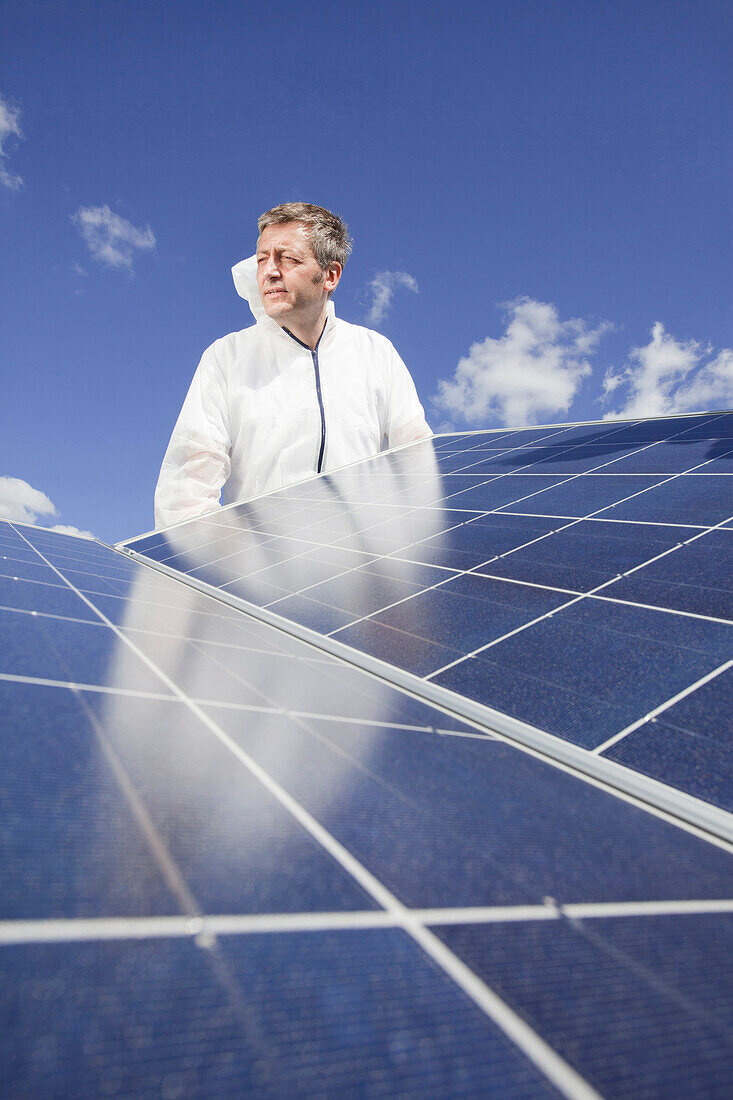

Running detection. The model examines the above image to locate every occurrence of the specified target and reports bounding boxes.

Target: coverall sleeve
[153,344,232,529]
[384,345,432,449]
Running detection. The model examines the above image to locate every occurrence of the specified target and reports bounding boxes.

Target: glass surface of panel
[2,513,733,1095]
[124,415,733,818]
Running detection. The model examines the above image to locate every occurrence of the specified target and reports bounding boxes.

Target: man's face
[256,222,340,325]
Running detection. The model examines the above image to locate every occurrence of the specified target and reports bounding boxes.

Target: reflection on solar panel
[126,412,733,828]
[3,411,732,1096]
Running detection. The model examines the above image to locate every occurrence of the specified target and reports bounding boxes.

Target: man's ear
[324,262,342,294]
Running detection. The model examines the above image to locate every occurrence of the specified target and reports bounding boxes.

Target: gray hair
[257,202,352,269]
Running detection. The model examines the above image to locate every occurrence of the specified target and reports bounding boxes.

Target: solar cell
[601,475,733,526]
[604,529,733,619]
[431,597,724,749]
[603,668,733,810]
[435,913,733,1099]
[3,409,733,1095]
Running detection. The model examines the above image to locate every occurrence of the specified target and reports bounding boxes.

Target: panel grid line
[316,510,731,676]
[253,507,730,642]
[2,898,732,946]
[592,660,733,756]
[0,669,497,740]
[475,510,714,530]
[0,670,176,699]
[425,509,733,680]
[335,419,732,522]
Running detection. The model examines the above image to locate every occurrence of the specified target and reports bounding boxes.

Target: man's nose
[264,254,281,279]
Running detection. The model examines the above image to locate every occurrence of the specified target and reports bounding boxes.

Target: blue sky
[1,0,730,543]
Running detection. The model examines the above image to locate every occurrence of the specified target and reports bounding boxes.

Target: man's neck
[280,304,329,350]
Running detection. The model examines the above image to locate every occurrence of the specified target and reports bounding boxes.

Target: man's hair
[257,202,352,270]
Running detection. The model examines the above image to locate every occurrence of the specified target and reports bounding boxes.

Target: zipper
[283,321,328,473]
[311,344,327,473]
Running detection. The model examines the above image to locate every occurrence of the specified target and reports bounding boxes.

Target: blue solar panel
[3,410,733,1095]
[124,412,733,824]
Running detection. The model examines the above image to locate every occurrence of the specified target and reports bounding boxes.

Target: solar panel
[123,412,733,832]
[2,410,732,1096]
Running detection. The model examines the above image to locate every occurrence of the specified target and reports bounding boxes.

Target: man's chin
[263,300,291,319]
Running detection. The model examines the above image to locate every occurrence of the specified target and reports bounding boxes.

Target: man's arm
[154,344,232,529]
[383,344,432,449]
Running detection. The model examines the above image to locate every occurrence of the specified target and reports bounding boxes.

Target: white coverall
[154,256,431,529]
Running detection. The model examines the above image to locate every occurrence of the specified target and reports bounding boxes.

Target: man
[154,202,431,529]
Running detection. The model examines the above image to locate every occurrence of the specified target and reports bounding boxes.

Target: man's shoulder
[334,318,396,357]
[209,323,261,355]
[198,324,262,369]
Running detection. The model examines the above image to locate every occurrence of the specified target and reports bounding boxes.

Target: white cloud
[365,270,418,324]
[602,322,733,418]
[0,477,94,537]
[0,167,23,191]
[432,297,611,427]
[49,523,95,539]
[0,477,56,525]
[72,204,156,270]
[0,92,23,191]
